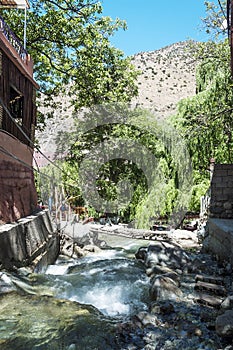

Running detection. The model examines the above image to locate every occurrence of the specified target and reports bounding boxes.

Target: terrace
[0,13,33,76]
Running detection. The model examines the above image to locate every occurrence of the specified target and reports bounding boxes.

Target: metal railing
[0,14,28,61]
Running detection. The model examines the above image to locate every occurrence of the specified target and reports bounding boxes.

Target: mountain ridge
[35,41,197,157]
[130,40,197,118]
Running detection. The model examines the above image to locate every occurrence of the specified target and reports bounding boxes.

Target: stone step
[194,292,224,308]
[194,281,227,296]
[195,274,224,285]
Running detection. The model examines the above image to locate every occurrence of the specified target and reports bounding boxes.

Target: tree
[59,104,192,228]
[171,1,233,210]
[202,0,228,38]
[1,0,139,112]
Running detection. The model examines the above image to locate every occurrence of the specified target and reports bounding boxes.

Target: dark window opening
[9,86,24,120]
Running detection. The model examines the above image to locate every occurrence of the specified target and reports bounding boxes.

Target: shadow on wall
[0,159,38,224]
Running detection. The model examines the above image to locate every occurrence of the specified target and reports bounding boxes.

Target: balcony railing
[0,14,28,61]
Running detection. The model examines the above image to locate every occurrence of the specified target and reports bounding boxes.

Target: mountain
[131,41,197,118]
[35,41,197,160]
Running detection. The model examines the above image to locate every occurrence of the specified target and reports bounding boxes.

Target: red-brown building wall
[0,131,38,224]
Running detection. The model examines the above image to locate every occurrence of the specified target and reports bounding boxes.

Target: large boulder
[144,242,190,270]
[220,296,233,313]
[146,265,180,285]
[149,275,182,302]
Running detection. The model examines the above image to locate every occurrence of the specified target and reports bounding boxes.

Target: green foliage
[1,0,139,115]
[202,1,227,39]
[171,37,233,210]
[189,171,210,212]
[173,39,233,169]
[169,0,233,211]
[57,105,192,227]
[35,161,64,204]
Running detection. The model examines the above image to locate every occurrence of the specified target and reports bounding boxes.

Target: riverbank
[60,222,233,349]
[0,225,233,349]
[98,226,233,349]
[55,225,233,350]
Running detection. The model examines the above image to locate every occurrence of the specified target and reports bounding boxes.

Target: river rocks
[136,311,161,327]
[170,229,199,249]
[0,272,17,294]
[135,246,148,261]
[146,264,177,277]
[73,244,86,258]
[73,244,102,258]
[132,237,233,349]
[216,309,233,338]
[149,275,182,301]
[60,233,104,259]
[150,300,175,314]
[143,241,190,270]
[136,242,185,305]
[146,266,180,285]
[220,296,233,312]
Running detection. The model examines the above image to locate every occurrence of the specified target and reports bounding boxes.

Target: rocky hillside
[35,41,197,156]
[131,41,197,118]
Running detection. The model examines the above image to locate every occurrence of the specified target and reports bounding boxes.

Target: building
[0,3,60,270]
[0,3,39,223]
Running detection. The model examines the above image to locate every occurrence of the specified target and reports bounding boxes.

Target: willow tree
[174,40,232,165]
[0,0,138,112]
[59,104,192,228]
[171,0,233,210]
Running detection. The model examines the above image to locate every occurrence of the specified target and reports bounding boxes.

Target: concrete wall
[0,210,60,271]
[0,131,38,223]
[205,164,233,264]
[209,164,233,219]
[205,218,233,264]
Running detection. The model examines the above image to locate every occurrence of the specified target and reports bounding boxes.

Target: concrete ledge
[205,218,233,263]
[0,210,60,271]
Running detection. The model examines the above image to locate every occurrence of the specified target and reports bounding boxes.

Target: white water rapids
[44,239,150,318]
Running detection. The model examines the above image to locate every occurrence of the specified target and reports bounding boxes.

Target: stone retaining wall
[0,210,60,271]
[205,218,233,264]
[206,164,233,264]
[209,164,233,219]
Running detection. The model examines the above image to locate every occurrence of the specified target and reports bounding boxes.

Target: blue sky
[102,0,215,56]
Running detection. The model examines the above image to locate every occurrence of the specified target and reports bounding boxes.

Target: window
[9,86,24,122]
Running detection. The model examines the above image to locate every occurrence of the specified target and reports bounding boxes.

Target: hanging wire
[0,96,80,186]
[218,0,228,21]
[0,96,86,230]
[0,96,64,171]
[0,144,54,181]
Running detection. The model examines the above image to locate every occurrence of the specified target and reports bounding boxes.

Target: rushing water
[44,238,150,318]
[0,235,151,349]
[1,235,226,350]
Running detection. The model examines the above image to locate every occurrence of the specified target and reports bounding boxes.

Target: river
[0,232,229,350]
[45,236,150,318]
[0,235,152,349]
